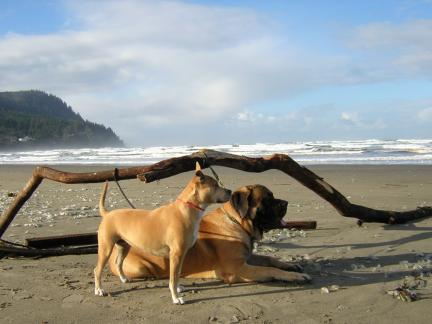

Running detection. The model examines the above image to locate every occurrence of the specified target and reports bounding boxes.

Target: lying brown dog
[109,184,310,284]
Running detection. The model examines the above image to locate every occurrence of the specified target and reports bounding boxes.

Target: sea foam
[0,139,431,165]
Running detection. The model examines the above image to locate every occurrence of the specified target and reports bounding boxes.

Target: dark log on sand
[1,149,432,242]
[25,232,98,249]
[0,244,97,258]
[281,221,317,230]
[18,220,316,251]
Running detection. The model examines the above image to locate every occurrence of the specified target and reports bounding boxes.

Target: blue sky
[0,0,431,146]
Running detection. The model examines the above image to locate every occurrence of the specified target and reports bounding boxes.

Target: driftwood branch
[1,149,432,241]
[138,150,432,224]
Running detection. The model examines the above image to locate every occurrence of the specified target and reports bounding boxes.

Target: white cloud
[348,19,432,78]
[416,107,432,122]
[340,111,358,124]
[235,110,277,124]
[1,0,341,145]
[0,1,431,145]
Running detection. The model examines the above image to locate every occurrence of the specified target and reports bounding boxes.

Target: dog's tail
[99,181,109,217]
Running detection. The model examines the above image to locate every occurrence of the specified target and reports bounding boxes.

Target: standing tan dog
[94,162,231,304]
[108,185,311,285]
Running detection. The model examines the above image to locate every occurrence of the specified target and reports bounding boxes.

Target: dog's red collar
[176,199,205,212]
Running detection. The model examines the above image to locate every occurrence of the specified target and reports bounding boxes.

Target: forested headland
[0,90,124,150]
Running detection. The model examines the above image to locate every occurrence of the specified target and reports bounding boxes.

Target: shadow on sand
[109,224,431,303]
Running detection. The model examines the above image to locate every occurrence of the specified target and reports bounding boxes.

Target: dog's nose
[226,189,232,196]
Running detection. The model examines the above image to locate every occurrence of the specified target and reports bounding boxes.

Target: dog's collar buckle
[176,199,205,212]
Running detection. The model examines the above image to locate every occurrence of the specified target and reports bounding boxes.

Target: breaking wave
[1,139,431,165]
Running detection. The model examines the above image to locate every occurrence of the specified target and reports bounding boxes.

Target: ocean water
[0,139,431,165]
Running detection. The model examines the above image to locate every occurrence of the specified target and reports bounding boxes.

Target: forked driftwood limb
[136,150,432,225]
[1,149,432,243]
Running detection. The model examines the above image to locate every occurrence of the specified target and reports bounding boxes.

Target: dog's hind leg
[94,234,116,296]
[115,241,131,283]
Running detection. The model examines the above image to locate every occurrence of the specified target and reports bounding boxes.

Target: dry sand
[0,164,432,323]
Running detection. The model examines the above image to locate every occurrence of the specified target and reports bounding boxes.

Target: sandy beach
[0,164,431,323]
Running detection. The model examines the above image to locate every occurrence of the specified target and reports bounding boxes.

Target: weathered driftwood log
[0,244,97,258]
[1,149,431,240]
[25,232,98,249]
[280,221,317,230]
[136,150,432,225]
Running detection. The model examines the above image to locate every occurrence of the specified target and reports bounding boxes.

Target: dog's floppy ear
[231,188,251,219]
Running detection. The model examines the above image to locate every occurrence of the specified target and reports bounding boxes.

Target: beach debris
[252,242,259,253]
[321,287,330,294]
[260,226,313,244]
[350,263,366,271]
[372,264,381,272]
[7,192,17,198]
[386,277,427,302]
[321,285,340,294]
[399,260,410,269]
[329,285,340,291]
[303,254,311,260]
[337,304,347,311]
[261,246,279,253]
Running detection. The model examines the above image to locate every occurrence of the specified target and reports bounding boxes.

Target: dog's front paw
[94,287,107,296]
[173,296,185,305]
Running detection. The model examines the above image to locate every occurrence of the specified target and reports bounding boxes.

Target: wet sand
[1,165,432,323]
